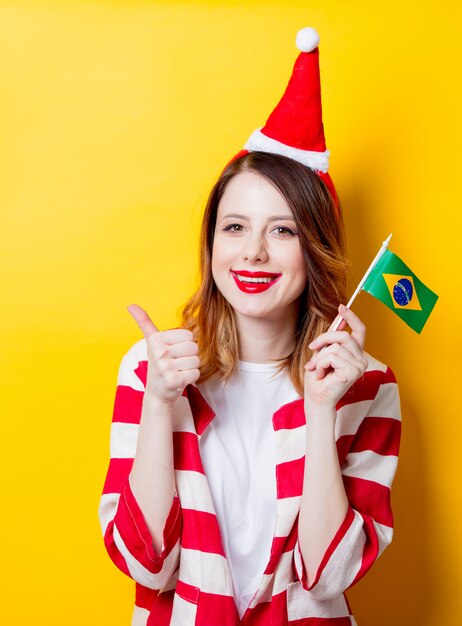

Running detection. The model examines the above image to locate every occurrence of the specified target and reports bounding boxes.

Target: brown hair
[181,151,350,396]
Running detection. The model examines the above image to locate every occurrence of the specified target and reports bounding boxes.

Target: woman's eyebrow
[220,213,296,222]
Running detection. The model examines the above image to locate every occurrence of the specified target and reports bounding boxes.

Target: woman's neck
[234,308,298,363]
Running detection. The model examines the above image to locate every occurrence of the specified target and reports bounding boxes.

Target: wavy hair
[181,151,350,396]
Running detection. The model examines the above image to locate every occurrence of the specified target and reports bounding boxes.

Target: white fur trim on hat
[295,27,320,53]
[244,128,330,173]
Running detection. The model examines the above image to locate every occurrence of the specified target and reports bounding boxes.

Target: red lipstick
[231,270,282,294]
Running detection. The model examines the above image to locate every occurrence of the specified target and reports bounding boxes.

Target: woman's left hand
[304,304,368,410]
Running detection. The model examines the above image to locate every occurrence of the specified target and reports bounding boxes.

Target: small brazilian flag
[362,249,438,333]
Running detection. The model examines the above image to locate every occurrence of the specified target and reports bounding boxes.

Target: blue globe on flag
[393,278,413,307]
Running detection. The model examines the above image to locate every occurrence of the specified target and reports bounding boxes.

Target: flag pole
[332,233,393,331]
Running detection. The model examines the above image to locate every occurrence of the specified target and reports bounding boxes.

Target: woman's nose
[242,235,268,263]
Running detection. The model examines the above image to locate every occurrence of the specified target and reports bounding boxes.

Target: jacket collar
[185,382,305,437]
[184,384,216,437]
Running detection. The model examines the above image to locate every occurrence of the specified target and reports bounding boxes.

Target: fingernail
[339,304,346,313]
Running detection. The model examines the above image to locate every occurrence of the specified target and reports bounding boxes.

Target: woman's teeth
[235,274,276,283]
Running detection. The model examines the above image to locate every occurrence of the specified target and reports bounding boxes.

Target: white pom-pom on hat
[295,27,320,52]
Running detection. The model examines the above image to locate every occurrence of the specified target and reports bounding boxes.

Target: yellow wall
[1,1,459,624]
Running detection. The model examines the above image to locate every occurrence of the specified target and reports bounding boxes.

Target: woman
[99,28,401,626]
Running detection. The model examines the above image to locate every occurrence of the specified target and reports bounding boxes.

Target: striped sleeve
[294,366,401,601]
[98,340,182,589]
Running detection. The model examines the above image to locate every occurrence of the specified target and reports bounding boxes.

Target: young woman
[99,29,401,626]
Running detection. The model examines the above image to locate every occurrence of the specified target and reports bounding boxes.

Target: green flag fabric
[362,249,438,333]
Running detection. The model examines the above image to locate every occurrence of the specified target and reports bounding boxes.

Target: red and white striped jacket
[99,338,401,626]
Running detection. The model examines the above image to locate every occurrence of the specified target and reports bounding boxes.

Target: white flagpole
[332,233,393,331]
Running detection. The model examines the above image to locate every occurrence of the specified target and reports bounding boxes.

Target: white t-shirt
[197,360,300,618]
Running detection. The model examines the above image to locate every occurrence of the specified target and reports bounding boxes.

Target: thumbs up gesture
[127,304,201,405]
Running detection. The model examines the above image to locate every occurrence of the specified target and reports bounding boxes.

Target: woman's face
[212,170,307,323]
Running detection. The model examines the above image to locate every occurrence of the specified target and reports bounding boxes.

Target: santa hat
[227,27,338,208]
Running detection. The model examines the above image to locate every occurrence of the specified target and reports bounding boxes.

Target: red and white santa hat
[227,27,338,209]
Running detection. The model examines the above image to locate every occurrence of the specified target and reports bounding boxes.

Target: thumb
[328,312,348,333]
[127,304,160,339]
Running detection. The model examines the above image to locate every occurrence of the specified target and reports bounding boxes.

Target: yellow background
[1,1,460,624]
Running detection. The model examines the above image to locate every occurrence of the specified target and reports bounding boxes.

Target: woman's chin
[232,303,284,321]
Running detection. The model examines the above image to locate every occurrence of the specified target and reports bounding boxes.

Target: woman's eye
[223,224,243,232]
[273,226,297,236]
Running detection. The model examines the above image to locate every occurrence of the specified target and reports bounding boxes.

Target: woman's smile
[231,269,282,293]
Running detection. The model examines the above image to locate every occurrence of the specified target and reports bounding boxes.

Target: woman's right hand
[127,304,201,405]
